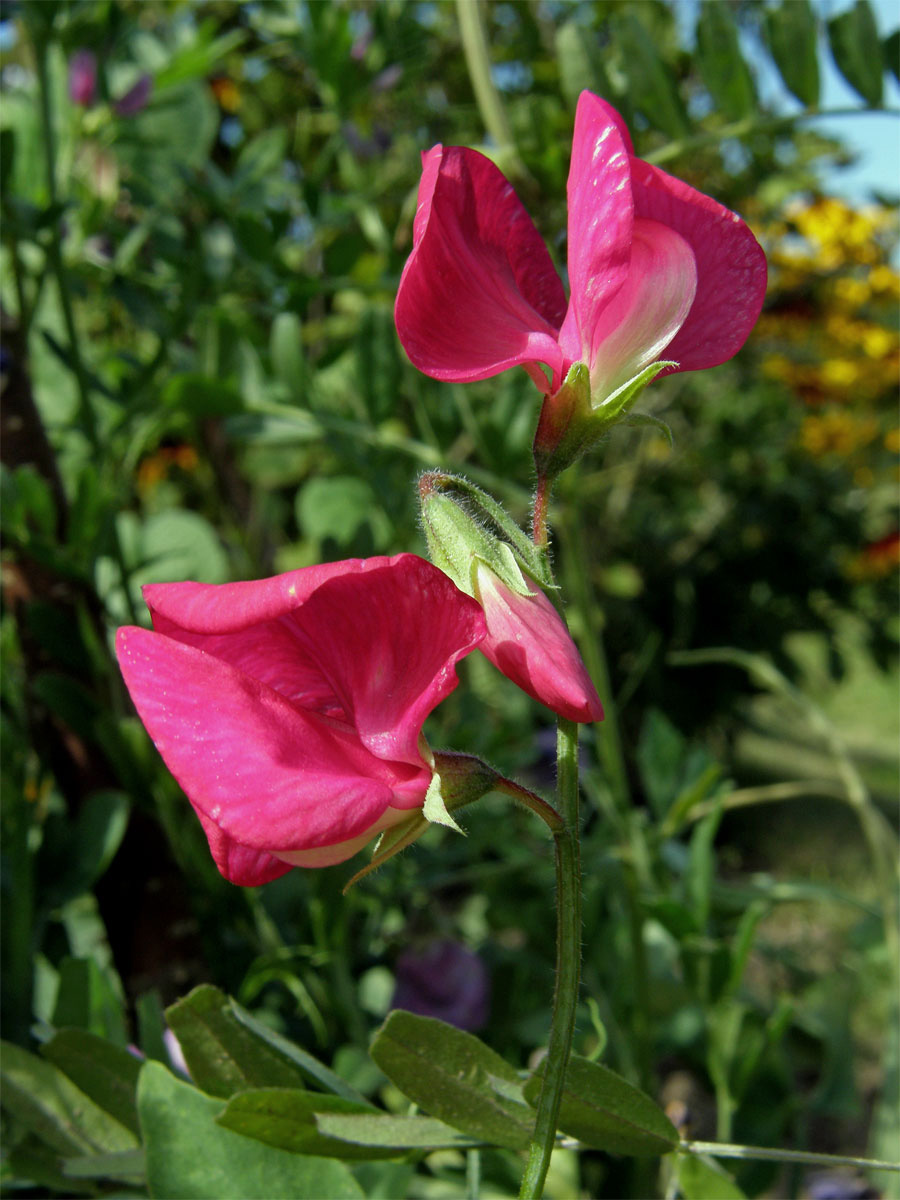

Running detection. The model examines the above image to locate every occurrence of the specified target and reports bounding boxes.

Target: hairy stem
[519,718,582,1199]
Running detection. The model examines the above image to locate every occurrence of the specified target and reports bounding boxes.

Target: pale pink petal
[194,811,293,886]
[587,218,697,400]
[274,806,414,869]
[628,158,767,372]
[115,627,429,860]
[474,565,603,724]
[287,557,486,769]
[395,145,567,383]
[557,91,634,382]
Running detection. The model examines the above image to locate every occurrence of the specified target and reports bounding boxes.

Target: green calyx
[533,359,676,480]
[418,473,552,595]
[342,752,562,891]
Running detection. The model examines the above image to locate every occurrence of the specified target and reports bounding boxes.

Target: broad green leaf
[828,1,884,106]
[523,1054,678,1156]
[51,957,129,1047]
[138,1062,363,1199]
[676,1151,747,1198]
[4,1134,96,1197]
[41,1030,141,1137]
[165,985,313,1099]
[296,476,379,547]
[369,1011,532,1150]
[140,509,229,585]
[0,1040,138,1156]
[637,708,687,817]
[135,989,171,1064]
[765,0,820,107]
[217,1088,399,1160]
[615,15,690,140]
[316,1112,478,1151]
[695,2,756,120]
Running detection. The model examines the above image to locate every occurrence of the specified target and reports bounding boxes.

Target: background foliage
[1,1,898,1197]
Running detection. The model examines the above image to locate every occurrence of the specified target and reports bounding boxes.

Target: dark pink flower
[395,91,766,405]
[116,555,485,886]
[69,50,97,108]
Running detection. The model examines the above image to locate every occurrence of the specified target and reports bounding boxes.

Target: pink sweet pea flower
[395,90,766,407]
[116,555,485,886]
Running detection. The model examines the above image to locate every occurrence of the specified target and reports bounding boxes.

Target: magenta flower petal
[116,627,415,852]
[287,557,486,769]
[194,811,293,887]
[118,555,487,882]
[585,218,697,398]
[395,145,567,382]
[557,91,634,379]
[628,157,767,372]
[474,565,603,723]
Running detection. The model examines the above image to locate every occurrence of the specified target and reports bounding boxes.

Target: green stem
[455,0,524,176]
[682,1141,900,1173]
[519,718,582,1200]
[31,26,140,626]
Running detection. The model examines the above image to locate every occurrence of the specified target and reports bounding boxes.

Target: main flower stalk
[519,716,582,1199]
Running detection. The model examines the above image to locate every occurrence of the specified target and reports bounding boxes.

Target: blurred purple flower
[69,49,97,107]
[372,64,402,93]
[392,940,489,1031]
[806,1173,879,1200]
[115,73,152,117]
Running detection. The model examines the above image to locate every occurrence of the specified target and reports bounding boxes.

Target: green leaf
[615,15,690,140]
[0,1040,138,1156]
[61,1149,146,1184]
[140,509,230,585]
[161,372,243,418]
[765,0,820,107]
[675,1151,747,1198]
[296,476,379,547]
[236,127,289,184]
[217,1089,397,1160]
[369,1011,533,1150]
[625,411,673,445]
[885,29,900,83]
[687,802,724,934]
[138,1062,363,1199]
[41,1030,141,1137]
[316,1112,479,1151]
[523,1054,679,1156]
[51,957,129,1047]
[45,790,131,906]
[828,0,884,106]
[555,19,613,110]
[165,985,314,1099]
[226,997,374,1105]
[270,311,308,399]
[695,1,756,120]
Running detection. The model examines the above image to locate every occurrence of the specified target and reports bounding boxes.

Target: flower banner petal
[557,91,634,380]
[395,145,567,382]
[629,157,767,372]
[587,218,697,401]
[116,627,425,854]
[194,811,294,886]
